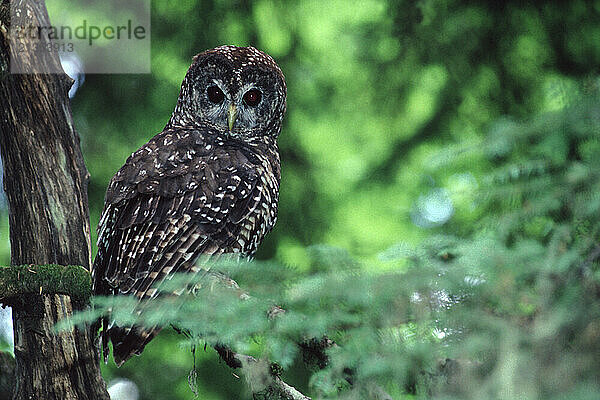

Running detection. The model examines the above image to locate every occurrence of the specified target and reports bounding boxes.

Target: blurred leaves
[47,0,598,262]
[0,0,599,399]
[67,91,600,398]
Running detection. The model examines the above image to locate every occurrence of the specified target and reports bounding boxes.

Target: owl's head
[169,45,287,141]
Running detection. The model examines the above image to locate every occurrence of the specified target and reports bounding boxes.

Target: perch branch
[214,344,311,400]
[198,269,393,400]
[192,269,311,398]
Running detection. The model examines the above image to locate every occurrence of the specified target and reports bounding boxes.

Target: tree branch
[187,269,311,398]
[214,344,311,400]
[197,267,398,399]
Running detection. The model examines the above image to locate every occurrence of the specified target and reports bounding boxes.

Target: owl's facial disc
[199,77,268,137]
[228,83,264,134]
[173,46,286,139]
[199,78,231,131]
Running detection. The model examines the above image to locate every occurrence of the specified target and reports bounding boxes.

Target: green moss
[0,264,91,303]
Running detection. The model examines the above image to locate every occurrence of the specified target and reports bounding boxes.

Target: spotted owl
[92,45,286,366]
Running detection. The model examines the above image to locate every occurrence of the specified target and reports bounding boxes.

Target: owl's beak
[227,103,238,131]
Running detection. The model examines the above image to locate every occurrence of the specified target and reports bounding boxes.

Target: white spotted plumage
[92,46,285,366]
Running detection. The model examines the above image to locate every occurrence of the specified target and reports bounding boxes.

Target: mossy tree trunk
[0,0,109,399]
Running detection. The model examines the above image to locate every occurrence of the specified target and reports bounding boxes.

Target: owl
[92,45,286,366]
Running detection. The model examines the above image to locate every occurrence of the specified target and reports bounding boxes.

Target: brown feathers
[92,45,285,366]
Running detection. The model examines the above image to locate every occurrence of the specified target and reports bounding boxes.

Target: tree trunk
[0,0,109,399]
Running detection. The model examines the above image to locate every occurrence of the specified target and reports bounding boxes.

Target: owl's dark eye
[207,86,225,104]
[243,89,262,107]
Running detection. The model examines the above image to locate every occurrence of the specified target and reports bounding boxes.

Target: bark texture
[0,0,109,398]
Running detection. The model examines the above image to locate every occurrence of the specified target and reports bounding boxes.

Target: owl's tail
[101,319,161,367]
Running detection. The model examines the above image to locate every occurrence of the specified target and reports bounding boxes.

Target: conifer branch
[202,269,393,400]
[214,344,311,400]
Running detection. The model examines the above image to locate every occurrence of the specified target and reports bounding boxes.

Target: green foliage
[1,1,599,399]
[71,91,600,399]
[417,93,600,399]
[73,253,441,398]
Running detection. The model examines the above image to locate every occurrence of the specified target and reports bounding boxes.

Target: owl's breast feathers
[93,126,280,300]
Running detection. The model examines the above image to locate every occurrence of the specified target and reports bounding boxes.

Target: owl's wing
[92,127,268,300]
[93,127,275,366]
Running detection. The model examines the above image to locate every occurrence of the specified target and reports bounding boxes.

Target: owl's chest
[228,149,280,255]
